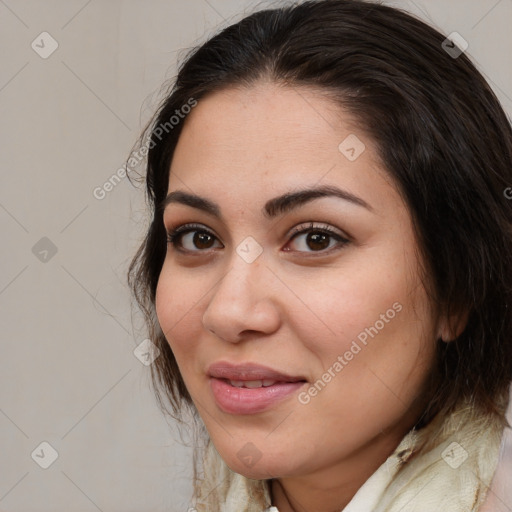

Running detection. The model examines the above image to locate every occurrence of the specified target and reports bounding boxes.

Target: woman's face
[155,83,445,482]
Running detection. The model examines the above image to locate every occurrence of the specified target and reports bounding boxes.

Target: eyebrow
[160,184,374,220]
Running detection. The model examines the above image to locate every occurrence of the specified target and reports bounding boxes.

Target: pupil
[195,232,213,249]
[308,232,329,250]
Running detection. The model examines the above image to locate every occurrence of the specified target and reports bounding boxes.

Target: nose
[201,255,281,343]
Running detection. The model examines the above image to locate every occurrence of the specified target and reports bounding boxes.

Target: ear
[437,307,470,342]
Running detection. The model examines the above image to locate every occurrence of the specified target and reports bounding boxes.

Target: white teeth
[228,379,278,388]
[245,380,265,389]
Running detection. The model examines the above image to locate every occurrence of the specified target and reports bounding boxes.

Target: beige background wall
[1,1,511,511]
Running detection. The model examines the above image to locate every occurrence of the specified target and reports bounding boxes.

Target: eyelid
[287,221,350,241]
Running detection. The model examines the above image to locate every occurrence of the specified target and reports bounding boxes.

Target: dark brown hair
[128,0,512,429]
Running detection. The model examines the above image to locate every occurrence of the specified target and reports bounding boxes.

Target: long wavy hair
[127,0,512,501]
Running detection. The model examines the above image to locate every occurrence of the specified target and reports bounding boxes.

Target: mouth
[222,378,296,388]
[207,361,308,414]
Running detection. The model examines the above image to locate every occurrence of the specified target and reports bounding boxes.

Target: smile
[207,361,308,414]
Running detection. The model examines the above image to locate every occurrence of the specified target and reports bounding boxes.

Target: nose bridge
[202,247,280,341]
[212,248,266,309]
[215,230,269,298]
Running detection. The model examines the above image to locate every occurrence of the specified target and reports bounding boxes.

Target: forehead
[173,83,361,168]
[167,83,398,215]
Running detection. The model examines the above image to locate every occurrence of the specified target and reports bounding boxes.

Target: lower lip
[209,378,306,415]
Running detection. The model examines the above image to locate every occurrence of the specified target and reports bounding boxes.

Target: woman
[128,1,512,510]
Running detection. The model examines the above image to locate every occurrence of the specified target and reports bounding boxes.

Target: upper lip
[207,361,307,382]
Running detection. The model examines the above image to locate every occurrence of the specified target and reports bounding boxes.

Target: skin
[155,82,454,512]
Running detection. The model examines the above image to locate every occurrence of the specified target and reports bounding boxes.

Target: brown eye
[167,224,223,252]
[286,223,350,254]
[192,231,216,249]
[305,232,331,251]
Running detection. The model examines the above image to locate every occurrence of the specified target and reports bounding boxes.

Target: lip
[207,361,307,415]
[207,361,306,382]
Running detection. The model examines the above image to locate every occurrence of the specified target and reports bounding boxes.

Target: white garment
[479,399,512,512]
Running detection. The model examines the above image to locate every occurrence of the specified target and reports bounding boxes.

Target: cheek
[288,251,436,399]
[155,263,204,365]
[286,261,412,358]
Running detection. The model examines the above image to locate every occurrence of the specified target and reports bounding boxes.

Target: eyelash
[165,222,350,255]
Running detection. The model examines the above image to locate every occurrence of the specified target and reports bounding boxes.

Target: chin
[227,461,282,480]
[220,450,294,480]
[231,464,272,480]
